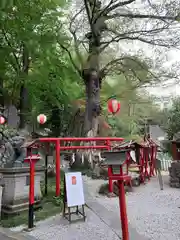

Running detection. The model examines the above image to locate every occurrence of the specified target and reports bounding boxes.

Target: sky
[148,49,180,98]
[70,0,180,104]
[119,32,180,102]
[130,0,180,100]
[120,40,180,101]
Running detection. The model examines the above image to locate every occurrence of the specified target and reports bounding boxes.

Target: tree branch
[83,0,93,29]
[117,36,177,48]
[58,42,81,76]
[107,13,178,21]
[100,56,158,85]
[69,8,85,65]
[100,27,170,52]
[105,0,135,14]
[91,0,97,23]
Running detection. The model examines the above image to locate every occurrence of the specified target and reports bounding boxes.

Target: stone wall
[169,161,180,188]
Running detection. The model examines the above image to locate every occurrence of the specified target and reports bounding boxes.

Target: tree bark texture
[75,0,107,171]
[83,0,106,135]
[19,44,30,129]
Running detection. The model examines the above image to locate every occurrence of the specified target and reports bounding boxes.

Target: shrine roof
[101,150,129,166]
[21,140,37,148]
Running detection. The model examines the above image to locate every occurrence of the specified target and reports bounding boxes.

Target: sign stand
[63,172,86,223]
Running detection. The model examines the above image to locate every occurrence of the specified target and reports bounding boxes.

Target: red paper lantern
[0,116,5,125]
[108,98,121,115]
[37,114,47,124]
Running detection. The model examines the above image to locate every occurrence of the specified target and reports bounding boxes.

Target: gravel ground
[0,233,15,240]
[83,175,180,240]
[25,207,120,240]
[11,173,180,240]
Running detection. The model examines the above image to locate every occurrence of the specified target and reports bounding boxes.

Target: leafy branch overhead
[0,0,179,137]
[66,0,180,85]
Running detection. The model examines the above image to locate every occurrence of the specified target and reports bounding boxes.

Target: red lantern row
[0,99,121,127]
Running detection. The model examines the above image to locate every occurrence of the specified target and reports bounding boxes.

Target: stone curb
[0,227,37,240]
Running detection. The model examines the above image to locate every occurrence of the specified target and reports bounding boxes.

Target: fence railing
[157,152,172,172]
[160,158,172,171]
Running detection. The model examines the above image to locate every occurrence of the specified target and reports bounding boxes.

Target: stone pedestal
[0,167,44,215]
[169,161,180,188]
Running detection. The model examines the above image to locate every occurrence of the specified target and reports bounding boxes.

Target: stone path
[10,174,178,240]
[0,232,15,240]
[84,175,180,240]
[0,228,36,240]
[10,175,149,240]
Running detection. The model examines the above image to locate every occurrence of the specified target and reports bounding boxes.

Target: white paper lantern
[37,114,47,124]
[0,116,5,125]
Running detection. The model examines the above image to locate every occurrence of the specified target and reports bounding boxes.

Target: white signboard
[65,172,85,207]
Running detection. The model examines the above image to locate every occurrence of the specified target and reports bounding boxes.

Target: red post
[119,166,129,240]
[55,140,60,196]
[106,140,113,194]
[108,166,113,193]
[150,145,156,177]
[144,147,149,181]
[29,160,35,205]
[44,143,49,196]
[140,148,145,183]
[24,155,40,229]
[172,141,177,161]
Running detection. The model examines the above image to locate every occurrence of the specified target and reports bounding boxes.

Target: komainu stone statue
[0,126,29,168]
[0,126,47,215]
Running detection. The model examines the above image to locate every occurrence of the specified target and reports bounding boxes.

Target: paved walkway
[0,228,36,240]
[8,173,180,240]
[10,176,149,240]
[85,175,180,240]
[0,232,14,240]
[7,171,178,240]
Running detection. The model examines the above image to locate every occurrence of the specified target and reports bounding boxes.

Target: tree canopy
[0,0,178,138]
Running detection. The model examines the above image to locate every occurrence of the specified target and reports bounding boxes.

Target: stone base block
[2,200,41,216]
[0,167,44,216]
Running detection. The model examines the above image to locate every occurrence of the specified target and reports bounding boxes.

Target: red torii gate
[39,137,124,196]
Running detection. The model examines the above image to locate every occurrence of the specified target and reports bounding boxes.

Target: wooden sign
[65,172,85,208]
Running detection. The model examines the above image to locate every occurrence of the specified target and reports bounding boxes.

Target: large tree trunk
[84,68,100,134]
[71,0,106,174]
[51,106,61,137]
[19,44,30,129]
